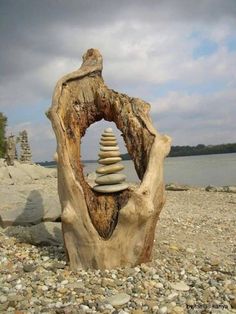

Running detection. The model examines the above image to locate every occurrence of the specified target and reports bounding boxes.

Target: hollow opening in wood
[60,86,155,240]
[80,120,140,188]
[77,119,137,240]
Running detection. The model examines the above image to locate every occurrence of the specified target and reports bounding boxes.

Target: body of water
[83,153,236,187]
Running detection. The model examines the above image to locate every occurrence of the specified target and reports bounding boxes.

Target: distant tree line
[168,143,236,157]
[37,160,56,167]
[38,142,236,165]
[121,143,236,159]
[0,112,7,158]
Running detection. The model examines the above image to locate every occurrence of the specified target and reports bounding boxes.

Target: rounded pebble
[93,182,129,193]
[96,164,124,174]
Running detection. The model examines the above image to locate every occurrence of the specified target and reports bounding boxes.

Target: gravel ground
[0,186,235,314]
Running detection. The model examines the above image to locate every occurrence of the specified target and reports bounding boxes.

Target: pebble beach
[0,161,235,313]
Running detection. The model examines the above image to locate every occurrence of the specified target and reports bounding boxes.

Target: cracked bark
[47,48,171,270]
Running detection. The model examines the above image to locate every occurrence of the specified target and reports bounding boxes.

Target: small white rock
[41,285,48,291]
[153,274,159,280]
[160,306,168,314]
[55,302,63,308]
[15,284,22,290]
[80,304,90,312]
[156,282,164,289]
[186,247,195,254]
[42,256,49,261]
[170,281,190,292]
[0,296,7,303]
[104,127,113,133]
[106,293,130,307]
[167,292,179,300]
[61,280,68,285]
[104,304,114,310]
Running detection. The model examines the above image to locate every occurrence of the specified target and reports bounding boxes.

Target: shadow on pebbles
[0,185,236,313]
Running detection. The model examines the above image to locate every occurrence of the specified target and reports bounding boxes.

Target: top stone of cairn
[104,128,113,133]
[92,128,128,193]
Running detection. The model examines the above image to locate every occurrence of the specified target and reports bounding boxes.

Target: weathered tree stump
[47,48,171,270]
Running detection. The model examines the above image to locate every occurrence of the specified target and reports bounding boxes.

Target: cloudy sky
[0,0,236,161]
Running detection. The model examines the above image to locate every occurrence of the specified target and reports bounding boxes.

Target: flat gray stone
[4,222,63,246]
[205,185,236,193]
[0,191,61,228]
[7,165,32,184]
[18,163,57,180]
[96,164,124,174]
[166,183,190,191]
[0,160,57,185]
[23,264,37,272]
[205,185,218,192]
[43,196,61,221]
[0,159,6,167]
[0,166,11,180]
[100,146,119,151]
[106,293,131,307]
[93,182,128,193]
[86,172,97,187]
[222,186,236,193]
[0,207,42,228]
[99,157,122,165]
[0,186,27,211]
[95,173,126,185]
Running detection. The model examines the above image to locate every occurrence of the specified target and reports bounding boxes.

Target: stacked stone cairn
[19,130,32,164]
[92,128,129,193]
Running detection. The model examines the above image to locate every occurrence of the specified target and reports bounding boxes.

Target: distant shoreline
[37,143,236,166]
[120,143,236,160]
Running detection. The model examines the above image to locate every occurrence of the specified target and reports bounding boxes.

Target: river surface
[83,153,236,187]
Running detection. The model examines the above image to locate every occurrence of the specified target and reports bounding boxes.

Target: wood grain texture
[47,48,171,270]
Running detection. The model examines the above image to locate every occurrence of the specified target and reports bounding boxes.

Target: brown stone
[102,133,115,137]
[98,151,121,158]
[230,299,236,309]
[98,157,122,165]
[96,164,124,174]
[95,173,126,185]
[100,146,119,151]
[99,140,117,146]
[101,135,116,141]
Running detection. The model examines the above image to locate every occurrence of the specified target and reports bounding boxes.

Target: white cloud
[1,0,236,160]
[153,88,236,145]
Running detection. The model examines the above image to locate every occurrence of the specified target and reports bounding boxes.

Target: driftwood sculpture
[47,48,171,270]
